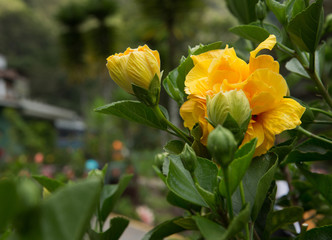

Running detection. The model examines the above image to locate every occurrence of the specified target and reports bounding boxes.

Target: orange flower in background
[180,35,305,156]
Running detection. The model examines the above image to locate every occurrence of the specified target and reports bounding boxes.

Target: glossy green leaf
[220,138,257,197]
[230,25,269,43]
[0,180,17,232]
[142,218,185,240]
[163,140,185,154]
[225,0,258,24]
[288,0,306,20]
[32,175,64,193]
[173,217,197,230]
[255,183,277,237]
[225,203,251,239]
[89,217,129,240]
[16,178,102,240]
[193,216,226,240]
[163,42,222,105]
[287,0,324,52]
[194,203,250,240]
[285,58,310,78]
[284,150,332,164]
[252,154,278,220]
[100,174,133,221]
[232,153,278,220]
[266,0,286,24]
[298,165,332,204]
[265,207,303,235]
[95,101,167,130]
[166,158,208,207]
[296,225,332,240]
[166,191,201,212]
[194,157,218,193]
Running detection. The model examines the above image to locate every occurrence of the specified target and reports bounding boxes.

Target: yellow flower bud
[106,45,161,94]
[207,89,251,127]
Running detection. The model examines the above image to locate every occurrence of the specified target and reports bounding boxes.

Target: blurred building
[0,55,85,160]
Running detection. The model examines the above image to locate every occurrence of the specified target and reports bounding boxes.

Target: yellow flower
[106,45,160,94]
[180,35,305,156]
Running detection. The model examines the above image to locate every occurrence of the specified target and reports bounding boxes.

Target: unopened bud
[154,152,168,169]
[207,125,237,167]
[207,90,250,127]
[255,0,266,21]
[180,144,197,173]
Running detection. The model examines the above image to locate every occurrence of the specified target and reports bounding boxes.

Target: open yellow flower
[106,45,160,94]
[180,35,305,156]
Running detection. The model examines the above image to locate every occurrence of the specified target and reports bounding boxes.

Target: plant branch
[310,107,332,118]
[297,126,332,145]
[222,167,234,221]
[153,105,192,144]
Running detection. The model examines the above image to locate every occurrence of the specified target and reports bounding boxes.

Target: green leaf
[163,140,185,154]
[284,150,332,164]
[287,0,324,52]
[166,158,208,207]
[220,138,257,197]
[298,164,332,204]
[163,42,222,105]
[194,157,218,193]
[285,58,310,79]
[285,0,306,22]
[250,22,283,42]
[296,225,332,240]
[265,207,303,235]
[230,25,270,43]
[193,216,226,240]
[225,0,258,24]
[100,174,133,221]
[142,218,185,240]
[232,153,278,221]
[194,203,251,240]
[0,180,17,232]
[18,178,102,240]
[266,0,286,24]
[32,175,64,193]
[95,101,167,130]
[225,203,251,239]
[89,217,129,240]
[166,191,201,212]
[173,217,197,230]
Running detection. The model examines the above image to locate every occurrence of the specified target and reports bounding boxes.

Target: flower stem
[310,107,332,118]
[152,105,192,144]
[240,181,250,240]
[297,126,332,145]
[222,167,234,221]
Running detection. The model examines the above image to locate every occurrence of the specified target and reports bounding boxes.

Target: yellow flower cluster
[180,35,305,156]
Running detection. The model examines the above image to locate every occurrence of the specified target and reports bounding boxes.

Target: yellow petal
[249,55,279,74]
[180,97,206,129]
[243,69,288,115]
[185,60,211,96]
[250,34,276,59]
[260,98,305,136]
[191,49,224,65]
[106,54,133,94]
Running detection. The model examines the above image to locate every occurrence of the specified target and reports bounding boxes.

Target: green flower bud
[207,125,237,167]
[154,152,168,169]
[180,144,197,173]
[207,90,251,127]
[255,0,266,21]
